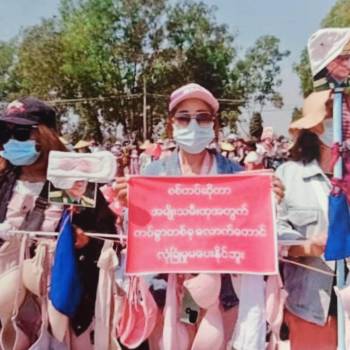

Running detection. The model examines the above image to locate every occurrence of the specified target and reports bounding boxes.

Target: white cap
[308,28,350,77]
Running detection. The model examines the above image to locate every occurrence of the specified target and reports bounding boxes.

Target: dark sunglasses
[0,124,36,143]
[174,112,214,127]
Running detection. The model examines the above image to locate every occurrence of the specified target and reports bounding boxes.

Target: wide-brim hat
[59,137,69,146]
[289,89,332,134]
[220,142,234,152]
[73,140,91,149]
[169,83,219,113]
[139,140,152,150]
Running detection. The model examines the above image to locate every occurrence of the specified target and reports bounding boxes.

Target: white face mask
[173,119,215,154]
[319,118,333,147]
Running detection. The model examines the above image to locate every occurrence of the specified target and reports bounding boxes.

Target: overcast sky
[0,0,337,135]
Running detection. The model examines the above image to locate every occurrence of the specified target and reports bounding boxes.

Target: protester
[139,140,153,173]
[0,97,118,349]
[73,139,91,153]
[113,82,285,349]
[243,141,264,170]
[276,90,337,350]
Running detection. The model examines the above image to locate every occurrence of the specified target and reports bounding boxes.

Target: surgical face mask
[173,119,215,154]
[1,139,40,166]
[319,118,333,147]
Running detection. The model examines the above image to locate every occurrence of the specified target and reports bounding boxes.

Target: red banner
[126,174,277,275]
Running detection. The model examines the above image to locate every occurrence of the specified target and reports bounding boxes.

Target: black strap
[19,181,50,231]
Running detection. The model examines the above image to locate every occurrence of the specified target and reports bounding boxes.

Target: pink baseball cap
[169,83,219,113]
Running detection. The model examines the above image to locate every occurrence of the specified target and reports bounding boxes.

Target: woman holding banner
[114,83,285,349]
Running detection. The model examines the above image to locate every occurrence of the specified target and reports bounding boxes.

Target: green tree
[13,19,67,99]
[294,49,313,97]
[3,0,289,141]
[291,107,303,123]
[232,35,290,112]
[0,40,17,100]
[321,0,350,27]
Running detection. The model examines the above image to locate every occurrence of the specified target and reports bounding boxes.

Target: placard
[126,174,277,275]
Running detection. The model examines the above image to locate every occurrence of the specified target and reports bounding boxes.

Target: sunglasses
[0,124,36,143]
[174,112,214,128]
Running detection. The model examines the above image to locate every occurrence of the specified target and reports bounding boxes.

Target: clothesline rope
[7,230,339,277]
[8,230,126,242]
[279,257,336,277]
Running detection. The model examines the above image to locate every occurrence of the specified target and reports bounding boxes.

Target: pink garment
[129,158,140,175]
[0,237,21,276]
[119,277,158,349]
[184,274,224,350]
[162,274,189,350]
[265,275,288,350]
[221,305,238,347]
[0,237,31,350]
[111,287,125,350]
[179,150,214,175]
[5,184,62,232]
[100,185,123,217]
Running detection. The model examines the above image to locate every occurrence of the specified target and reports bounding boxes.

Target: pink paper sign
[126,174,277,275]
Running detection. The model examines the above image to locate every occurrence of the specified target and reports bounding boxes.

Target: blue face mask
[1,139,40,166]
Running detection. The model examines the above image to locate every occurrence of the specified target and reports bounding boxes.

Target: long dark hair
[289,129,321,164]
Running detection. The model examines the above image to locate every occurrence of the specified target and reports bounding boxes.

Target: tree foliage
[291,107,303,123]
[232,35,290,112]
[2,0,289,141]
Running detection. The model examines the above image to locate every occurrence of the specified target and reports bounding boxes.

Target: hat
[227,133,237,141]
[308,28,350,77]
[343,40,350,55]
[59,137,69,146]
[261,127,274,141]
[289,89,332,133]
[169,83,219,113]
[0,97,56,128]
[139,140,152,150]
[220,142,234,152]
[73,140,91,150]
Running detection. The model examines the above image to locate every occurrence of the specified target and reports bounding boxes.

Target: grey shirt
[276,160,334,326]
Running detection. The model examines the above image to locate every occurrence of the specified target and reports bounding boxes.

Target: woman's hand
[0,157,7,173]
[113,177,128,207]
[272,176,285,204]
[74,226,90,249]
[288,234,327,257]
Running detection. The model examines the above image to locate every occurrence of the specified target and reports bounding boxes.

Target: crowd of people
[64,126,291,177]
[0,79,347,350]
